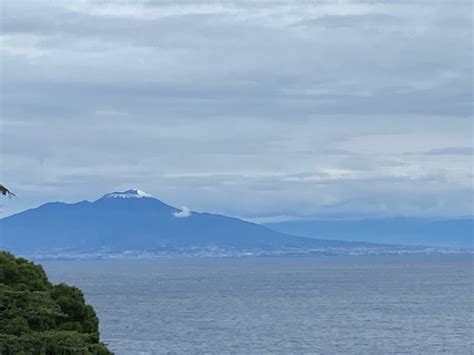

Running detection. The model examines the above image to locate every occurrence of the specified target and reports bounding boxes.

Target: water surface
[43,256,473,354]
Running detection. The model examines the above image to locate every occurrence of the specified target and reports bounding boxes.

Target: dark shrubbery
[0,252,111,354]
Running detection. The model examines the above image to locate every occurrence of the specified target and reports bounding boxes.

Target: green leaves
[0,331,111,355]
[0,252,111,354]
[0,287,65,334]
[0,253,50,292]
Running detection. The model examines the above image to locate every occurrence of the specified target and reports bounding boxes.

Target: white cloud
[173,206,191,218]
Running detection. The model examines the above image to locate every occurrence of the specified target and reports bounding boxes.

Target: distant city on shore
[1,189,471,259]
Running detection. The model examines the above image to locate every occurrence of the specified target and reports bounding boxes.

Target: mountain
[264,218,473,248]
[0,189,467,257]
[0,189,363,255]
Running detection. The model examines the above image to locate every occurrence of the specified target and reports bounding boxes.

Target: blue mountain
[265,218,473,248]
[0,189,366,254]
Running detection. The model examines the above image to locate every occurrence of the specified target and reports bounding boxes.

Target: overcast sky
[1,0,472,220]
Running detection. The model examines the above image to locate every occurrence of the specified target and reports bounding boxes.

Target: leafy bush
[0,252,111,354]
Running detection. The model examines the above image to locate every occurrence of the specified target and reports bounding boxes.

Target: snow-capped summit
[99,189,153,200]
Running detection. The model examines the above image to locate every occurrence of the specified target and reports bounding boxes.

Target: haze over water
[44,255,473,354]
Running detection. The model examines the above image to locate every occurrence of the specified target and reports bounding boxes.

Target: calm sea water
[43,256,473,354]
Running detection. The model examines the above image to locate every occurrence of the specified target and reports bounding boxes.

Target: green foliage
[0,253,49,291]
[0,252,111,354]
[0,331,110,355]
[51,284,99,335]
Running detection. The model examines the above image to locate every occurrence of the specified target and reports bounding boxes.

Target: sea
[42,255,473,354]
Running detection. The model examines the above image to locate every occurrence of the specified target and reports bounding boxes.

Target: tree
[0,252,112,354]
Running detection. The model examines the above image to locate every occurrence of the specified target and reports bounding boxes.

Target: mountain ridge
[0,190,319,253]
[265,217,473,248]
[0,190,468,257]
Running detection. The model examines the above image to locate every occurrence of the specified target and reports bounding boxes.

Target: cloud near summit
[174,207,191,218]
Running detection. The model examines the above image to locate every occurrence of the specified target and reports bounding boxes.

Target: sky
[0,0,473,221]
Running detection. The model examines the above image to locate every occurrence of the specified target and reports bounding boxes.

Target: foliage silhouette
[0,251,111,354]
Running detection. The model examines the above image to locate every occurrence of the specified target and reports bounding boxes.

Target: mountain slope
[1,190,352,253]
[264,218,473,248]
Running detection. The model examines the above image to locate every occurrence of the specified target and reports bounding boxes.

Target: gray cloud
[0,0,472,219]
[410,147,474,156]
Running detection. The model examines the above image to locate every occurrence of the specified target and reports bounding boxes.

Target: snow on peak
[101,189,153,199]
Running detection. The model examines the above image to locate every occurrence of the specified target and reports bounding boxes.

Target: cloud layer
[1,0,472,219]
